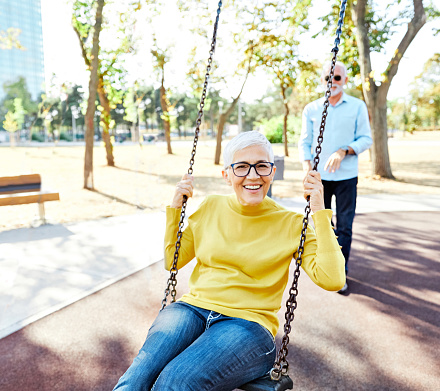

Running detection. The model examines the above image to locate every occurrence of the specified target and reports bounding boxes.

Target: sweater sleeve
[299,209,346,291]
[164,206,196,271]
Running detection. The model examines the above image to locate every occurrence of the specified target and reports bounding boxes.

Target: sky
[40,0,439,103]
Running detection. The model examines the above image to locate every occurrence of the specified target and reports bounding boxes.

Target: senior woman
[113,131,345,391]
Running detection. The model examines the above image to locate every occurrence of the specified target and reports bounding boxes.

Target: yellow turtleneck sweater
[164,194,345,336]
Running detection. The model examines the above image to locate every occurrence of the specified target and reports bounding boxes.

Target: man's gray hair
[223,131,274,169]
[322,61,347,77]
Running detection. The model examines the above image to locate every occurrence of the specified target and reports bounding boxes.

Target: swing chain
[161,1,223,311]
[270,0,347,381]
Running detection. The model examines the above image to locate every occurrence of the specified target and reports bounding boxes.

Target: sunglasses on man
[325,75,342,82]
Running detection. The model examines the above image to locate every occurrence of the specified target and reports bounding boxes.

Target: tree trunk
[214,113,227,165]
[159,73,172,154]
[280,84,289,157]
[214,42,253,165]
[352,0,426,179]
[84,0,104,189]
[97,78,115,166]
[9,132,16,147]
[214,98,239,165]
[163,116,172,154]
[370,101,393,177]
[74,5,113,168]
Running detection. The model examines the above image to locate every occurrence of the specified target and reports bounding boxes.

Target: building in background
[0,0,45,100]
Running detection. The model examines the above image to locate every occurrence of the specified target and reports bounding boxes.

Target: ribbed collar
[227,194,273,216]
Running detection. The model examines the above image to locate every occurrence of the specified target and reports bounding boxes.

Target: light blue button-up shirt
[299,93,372,181]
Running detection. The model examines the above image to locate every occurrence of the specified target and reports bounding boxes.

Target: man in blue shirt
[299,61,372,294]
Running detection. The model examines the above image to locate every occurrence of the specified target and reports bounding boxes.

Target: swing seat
[238,374,293,391]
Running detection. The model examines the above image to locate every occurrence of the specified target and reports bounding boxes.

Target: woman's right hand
[170,174,194,208]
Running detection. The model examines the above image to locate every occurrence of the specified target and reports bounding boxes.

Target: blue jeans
[113,302,276,391]
[322,177,358,275]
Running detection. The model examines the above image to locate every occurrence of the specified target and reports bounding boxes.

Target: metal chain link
[161,1,223,310]
[270,0,347,381]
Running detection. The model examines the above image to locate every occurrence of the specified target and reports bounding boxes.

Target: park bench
[0,174,60,224]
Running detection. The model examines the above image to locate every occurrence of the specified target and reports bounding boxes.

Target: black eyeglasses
[325,75,342,82]
[230,162,274,177]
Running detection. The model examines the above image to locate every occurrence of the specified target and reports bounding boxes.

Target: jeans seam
[209,330,276,391]
[258,325,276,356]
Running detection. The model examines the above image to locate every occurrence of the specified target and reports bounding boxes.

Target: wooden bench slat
[0,191,60,207]
[0,174,41,187]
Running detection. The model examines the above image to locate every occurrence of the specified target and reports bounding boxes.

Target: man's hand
[324,149,346,173]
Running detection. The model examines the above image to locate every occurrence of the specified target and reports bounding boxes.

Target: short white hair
[322,61,347,77]
[223,131,274,169]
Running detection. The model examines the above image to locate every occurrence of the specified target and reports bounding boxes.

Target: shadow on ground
[0,212,439,390]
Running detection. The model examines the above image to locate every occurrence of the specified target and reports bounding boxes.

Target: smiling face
[222,145,276,206]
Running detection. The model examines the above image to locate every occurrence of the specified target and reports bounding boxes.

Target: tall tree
[151,43,173,154]
[213,48,253,165]
[83,0,105,189]
[352,0,428,178]
[249,0,312,157]
[72,0,133,167]
[140,0,183,154]
[321,1,438,177]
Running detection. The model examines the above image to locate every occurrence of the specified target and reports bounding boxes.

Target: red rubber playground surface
[0,211,439,391]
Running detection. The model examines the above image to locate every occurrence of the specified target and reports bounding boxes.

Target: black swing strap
[269,0,348,381]
[161,1,223,310]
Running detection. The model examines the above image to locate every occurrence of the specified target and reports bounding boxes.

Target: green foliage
[388,52,440,132]
[72,0,137,131]
[405,53,440,129]
[59,130,73,141]
[3,111,18,132]
[319,0,439,89]
[247,0,312,88]
[2,77,36,113]
[13,98,26,129]
[31,131,44,142]
[257,115,300,144]
[123,87,138,123]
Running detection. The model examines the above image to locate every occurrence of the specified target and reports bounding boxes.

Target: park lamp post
[177,105,184,137]
[60,92,68,133]
[138,100,146,137]
[71,106,80,142]
[144,98,152,131]
[44,113,52,143]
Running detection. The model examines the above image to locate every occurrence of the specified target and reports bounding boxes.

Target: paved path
[0,194,439,390]
[0,213,165,339]
[1,194,439,340]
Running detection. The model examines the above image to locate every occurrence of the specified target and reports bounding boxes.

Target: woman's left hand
[303,170,325,213]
